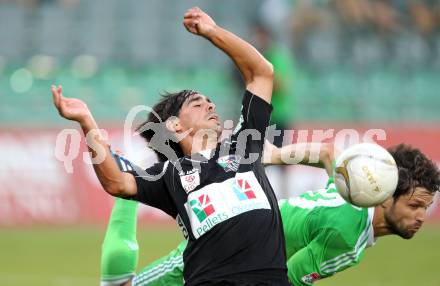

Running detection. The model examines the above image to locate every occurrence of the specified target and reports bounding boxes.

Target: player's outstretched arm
[183,7,273,103]
[51,85,137,197]
[263,142,334,176]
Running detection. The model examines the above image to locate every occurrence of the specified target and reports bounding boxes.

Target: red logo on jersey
[190,194,215,222]
[185,175,195,182]
[232,178,256,201]
[180,169,200,193]
[302,272,321,284]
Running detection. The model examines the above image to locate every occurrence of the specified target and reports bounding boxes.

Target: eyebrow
[185,95,211,106]
[412,198,432,206]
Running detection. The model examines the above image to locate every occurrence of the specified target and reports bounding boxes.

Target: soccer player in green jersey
[279,145,439,285]
[100,143,439,286]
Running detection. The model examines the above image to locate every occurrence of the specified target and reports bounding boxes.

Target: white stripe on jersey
[320,240,368,274]
[100,273,135,286]
[320,210,373,274]
[133,255,183,286]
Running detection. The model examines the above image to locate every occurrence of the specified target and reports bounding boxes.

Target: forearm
[264,143,318,166]
[264,143,334,176]
[80,117,132,196]
[299,143,333,176]
[206,26,273,87]
[183,7,273,101]
[51,84,136,196]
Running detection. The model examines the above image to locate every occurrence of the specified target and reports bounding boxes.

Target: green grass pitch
[1,224,439,286]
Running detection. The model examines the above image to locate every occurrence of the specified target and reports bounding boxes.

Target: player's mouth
[207,113,219,122]
[409,223,422,231]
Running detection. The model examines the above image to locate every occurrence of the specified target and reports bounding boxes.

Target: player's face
[178,93,222,136]
[384,187,434,239]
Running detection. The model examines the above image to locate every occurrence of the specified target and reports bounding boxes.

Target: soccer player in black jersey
[52,7,290,286]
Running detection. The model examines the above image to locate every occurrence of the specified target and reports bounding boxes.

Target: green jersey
[132,240,186,286]
[280,178,375,285]
[134,178,375,286]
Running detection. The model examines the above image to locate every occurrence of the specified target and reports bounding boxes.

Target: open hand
[51,85,92,124]
[183,7,217,38]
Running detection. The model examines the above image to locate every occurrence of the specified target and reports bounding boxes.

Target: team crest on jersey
[302,272,321,284]
[180,169,200,193]
[217,155,241,172]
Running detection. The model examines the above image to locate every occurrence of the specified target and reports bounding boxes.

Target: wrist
[79,115,97,131]
[204,24,220,40]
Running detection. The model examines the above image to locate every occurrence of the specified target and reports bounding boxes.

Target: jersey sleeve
[233,90,273,143]
[287,228,365,285]
[112,152,177,218]
[133,240,187,286]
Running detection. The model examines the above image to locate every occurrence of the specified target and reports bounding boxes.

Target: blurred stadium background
[0,0,439,285]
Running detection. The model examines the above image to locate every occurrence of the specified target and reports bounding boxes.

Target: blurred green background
[1,0,440,126]
[1,225,439,286]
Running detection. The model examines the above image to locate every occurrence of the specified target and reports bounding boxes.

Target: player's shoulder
[279,181,369,240]
[279,178,362,216]
[316,206,371,249]
[324,177,369,220]
[316,198,369,233]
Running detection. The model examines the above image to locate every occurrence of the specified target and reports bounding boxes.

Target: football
[334,143,399,207]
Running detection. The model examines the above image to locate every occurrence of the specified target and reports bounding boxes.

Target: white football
[334,143,399,207]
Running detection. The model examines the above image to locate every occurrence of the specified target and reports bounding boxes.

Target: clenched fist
[183,7,217,38]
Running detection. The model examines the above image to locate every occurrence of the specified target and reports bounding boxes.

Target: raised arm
[183,7,274,103]
[263,142,335,176]
[51,85,137,197]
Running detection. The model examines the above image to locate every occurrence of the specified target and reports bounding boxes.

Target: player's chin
[213,123,223,133]
[399,228,418,239]
[206,120,221,131]
[196,122,222,136]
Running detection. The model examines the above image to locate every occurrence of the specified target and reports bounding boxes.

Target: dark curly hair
[387,144,440,200]
[137,90,198,162]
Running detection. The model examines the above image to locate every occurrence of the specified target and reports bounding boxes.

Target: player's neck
[372,205,392,237]
[181,135,218,155]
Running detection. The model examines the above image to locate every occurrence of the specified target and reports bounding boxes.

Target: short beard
[384,211,413,239]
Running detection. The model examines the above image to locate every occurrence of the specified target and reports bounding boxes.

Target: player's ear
[166,116,181,133]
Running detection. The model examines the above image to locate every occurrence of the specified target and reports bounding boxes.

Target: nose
[416,210,426,224]
[207,101,215,111]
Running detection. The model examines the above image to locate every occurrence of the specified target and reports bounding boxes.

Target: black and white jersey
[115,90,288,285]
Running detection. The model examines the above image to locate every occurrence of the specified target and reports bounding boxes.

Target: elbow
[266,61,274,78]
[247,60,274,83]
[258,60,274,80]
[103,181,127,197]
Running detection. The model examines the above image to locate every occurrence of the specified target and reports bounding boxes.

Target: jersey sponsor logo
[301,272,321,284]
[189,194,216,223]
[217,154,241,172]
[231,178,256,201]
[184,171,271,239]
[180,169,200,193]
